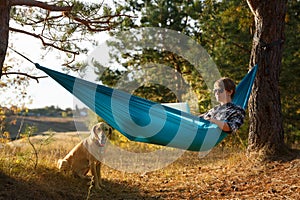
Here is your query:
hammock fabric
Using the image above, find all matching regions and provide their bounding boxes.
[36,64,257,151]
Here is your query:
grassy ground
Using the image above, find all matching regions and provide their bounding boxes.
[0,117,299,200]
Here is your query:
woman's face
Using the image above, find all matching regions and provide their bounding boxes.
[213,87,232,104]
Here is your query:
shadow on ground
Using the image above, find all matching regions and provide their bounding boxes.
[0,168,159,200]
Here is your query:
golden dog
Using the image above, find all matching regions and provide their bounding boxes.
[57,122,112,189]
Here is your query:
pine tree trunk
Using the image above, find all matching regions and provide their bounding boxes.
[0,0,10,79]
[247,0,288,159]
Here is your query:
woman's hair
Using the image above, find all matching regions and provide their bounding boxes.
[214,77,236,98]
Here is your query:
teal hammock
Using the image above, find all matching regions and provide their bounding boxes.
[36,64,257,152]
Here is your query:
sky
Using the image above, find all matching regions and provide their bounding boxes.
[7,36,73,109]
[2,1,113,110]
[4,28,109,110]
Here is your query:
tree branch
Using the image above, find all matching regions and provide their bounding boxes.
[9,27,80,56]
[9,0,73,12]
[3,72,48,83]
[66,13,137,32]
[211,28,251,54]
[22,14,63,26]
[7,0,135,69]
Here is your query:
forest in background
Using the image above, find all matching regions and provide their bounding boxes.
[0,0,299,148]
[0,0,299,154]
[102,0,299,147]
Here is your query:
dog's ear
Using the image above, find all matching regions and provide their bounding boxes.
[92,124,99,135]
[107,126,112,136]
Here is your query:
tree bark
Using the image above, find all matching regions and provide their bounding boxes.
[0,0,10,79]
[247,0,288,159]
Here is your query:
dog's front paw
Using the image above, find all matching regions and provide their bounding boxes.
[86,180,103,190]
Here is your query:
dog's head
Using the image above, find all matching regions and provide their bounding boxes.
[57,158,70,172]
[92,122,113,139]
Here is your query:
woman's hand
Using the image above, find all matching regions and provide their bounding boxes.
[207,118,231,132]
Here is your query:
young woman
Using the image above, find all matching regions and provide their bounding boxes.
[200,77,245,133]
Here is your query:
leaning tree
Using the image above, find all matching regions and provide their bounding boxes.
[247,0,288,159]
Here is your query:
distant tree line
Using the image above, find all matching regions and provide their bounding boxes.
[0,105,88,118]
[20,106,74,117]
